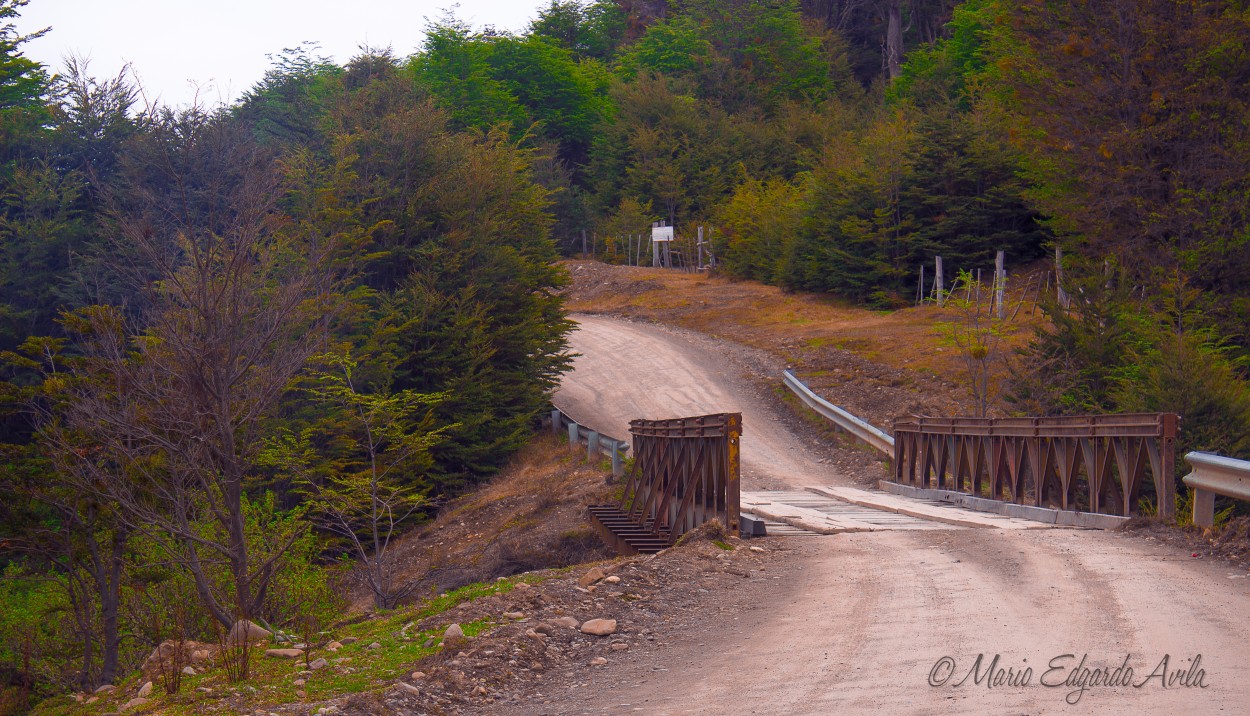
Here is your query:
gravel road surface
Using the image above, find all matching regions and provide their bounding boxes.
[538,315,1250,715]
[555,314,850,490]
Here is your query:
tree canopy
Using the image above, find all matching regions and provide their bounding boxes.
[5,0,1250,703]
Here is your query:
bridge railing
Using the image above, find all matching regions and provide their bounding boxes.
[1183,452,1250,527]
[550,407,628,478]
[892,414,1179,519]
[589,413,741,554]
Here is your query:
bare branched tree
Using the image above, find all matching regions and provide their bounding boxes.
[37,113,354,628]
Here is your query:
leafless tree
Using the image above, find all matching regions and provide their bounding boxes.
[41,113,352,629]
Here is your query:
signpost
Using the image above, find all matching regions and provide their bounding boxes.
[652,223,673,268]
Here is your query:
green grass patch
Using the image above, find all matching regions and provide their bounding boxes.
[712,540,735,551]
[29,577,545,716]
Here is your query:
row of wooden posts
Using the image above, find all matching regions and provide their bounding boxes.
[917,247,1072,320]
[579,227,715,271]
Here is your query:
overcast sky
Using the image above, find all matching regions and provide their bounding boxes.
[15,1,545,108]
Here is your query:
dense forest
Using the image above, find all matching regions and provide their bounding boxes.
[2,0,1250,707]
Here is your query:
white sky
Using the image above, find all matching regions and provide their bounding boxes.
[14,1,545,109]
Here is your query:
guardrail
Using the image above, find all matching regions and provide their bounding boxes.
[550,407,628,478]
[1183,451,1250,528]
[893,414,1179,519]
[781,370,895,458]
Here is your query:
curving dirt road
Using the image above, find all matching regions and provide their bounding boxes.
[555,314,848,490]
[543,315,1250,715]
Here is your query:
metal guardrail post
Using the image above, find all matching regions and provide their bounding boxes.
[611,442,623,477]
[551,404,631,476]
[1194,486,1216,529]
[1183,451,1250,528]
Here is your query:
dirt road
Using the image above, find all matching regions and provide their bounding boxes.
[542,315,1250,715]
[555,314,849,490]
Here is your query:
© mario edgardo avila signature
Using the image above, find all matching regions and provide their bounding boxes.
[928,653,1208,705]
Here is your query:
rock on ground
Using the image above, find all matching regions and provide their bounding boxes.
[229,619,272,645]
[443,623,466,647]
[579,618,617,636]
[578,567,606,587]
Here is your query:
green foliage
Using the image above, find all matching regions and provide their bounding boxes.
[530,0,627,61]
[262,350,449,609]
[0,563,74,695]
[259,518,345,633]
[411,18,611,163]
[991,0,1250,350]
[0,161,88,348]
[125,492,341,635]
[1011,267,1250,470]
[934,270,1012,416]
[783,107,919,301]
[1009,262,1147,415]
[484,34,612,162]
[0,0,49,113]
[715,175,806,284]
[680,0,836,108]
[410,19,531,136]
[1111,277,1250,462]
[316,66,574,487]
[6,0,1250,705]
[235,42,343,147]
[619,0,836,111]
[1116,330,1250,462]
[902,105,1046,270]
[381,270,572,490]
[889,0,999,109]
[0,4,568,705]
[596,195,657,242]
[618,15,712,79]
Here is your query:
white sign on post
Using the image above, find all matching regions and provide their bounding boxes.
[652,225,674,242]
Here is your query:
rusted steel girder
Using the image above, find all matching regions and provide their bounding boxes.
[892,414,1179,519]
[589,413,742,555]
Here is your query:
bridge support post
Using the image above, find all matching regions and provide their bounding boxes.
[568,422,579,450]
[588,431,600,461]
[551,409,562,435]
[726,414,741,534]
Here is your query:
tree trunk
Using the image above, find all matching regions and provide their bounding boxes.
[886,0,904,80]
[185,539,233,627]
[97,530,127,687]
[77,624,94,694]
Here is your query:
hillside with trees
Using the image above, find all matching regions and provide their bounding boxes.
[2,0,1250,710]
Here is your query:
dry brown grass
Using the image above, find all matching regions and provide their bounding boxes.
[562,260,1057,421]
[563,260,1047,377]
[345,434,617,613]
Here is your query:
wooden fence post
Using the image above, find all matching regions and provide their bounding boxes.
[995,250,1006,319]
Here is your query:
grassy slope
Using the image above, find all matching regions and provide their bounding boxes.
[28,436,616,716]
